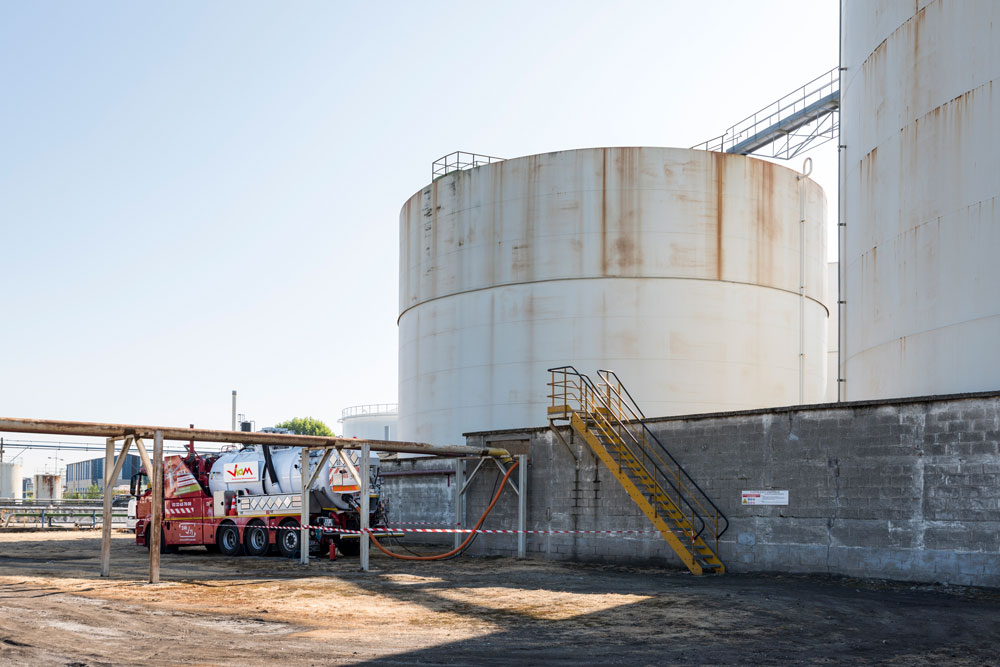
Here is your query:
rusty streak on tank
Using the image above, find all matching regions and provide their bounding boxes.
[398,147,829,446]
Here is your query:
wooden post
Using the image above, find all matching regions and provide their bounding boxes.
[99,435,133,577]
[133,437,154,483]
[149,430,163,584]
[360,443,370,572]
[300,447,310,566]
[454,458,464,550]
[100,437,114,577]
[517,454,528,559]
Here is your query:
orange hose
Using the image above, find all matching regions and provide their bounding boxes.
[368,460,520,561]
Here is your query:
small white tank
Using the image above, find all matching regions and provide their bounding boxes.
[339,404,398,441]
[34,474,63,501]
[207,446,379,511]
[0,462,22,499]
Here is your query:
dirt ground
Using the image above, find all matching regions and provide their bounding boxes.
[0,530,998,666]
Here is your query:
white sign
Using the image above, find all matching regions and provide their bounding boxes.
[223,460,260,484]
[742,490,788,506]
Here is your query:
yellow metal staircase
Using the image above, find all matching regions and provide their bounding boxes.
[548,367,727,575]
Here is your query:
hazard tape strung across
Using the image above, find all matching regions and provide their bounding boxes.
[373,527,659,536]
[383,521,461,526]
[149,519,658,536]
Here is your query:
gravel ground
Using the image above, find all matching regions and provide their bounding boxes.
[0,529,998,666]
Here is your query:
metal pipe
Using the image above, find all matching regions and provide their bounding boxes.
[380,469,455,477]
[360,442,370,572]
[797,157,813,405]
[837,0,846,402]
[231,391,236,431]
[0,418,510,459]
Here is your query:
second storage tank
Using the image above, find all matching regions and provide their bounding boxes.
[841,0,1000,399]
[399,147,829,446]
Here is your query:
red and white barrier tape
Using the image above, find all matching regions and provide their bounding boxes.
[376,527,659,535]
[151,519,658,536]
[384,521,461,526]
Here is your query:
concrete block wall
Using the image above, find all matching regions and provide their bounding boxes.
[457,392,1000,587]
[379,456,458,545]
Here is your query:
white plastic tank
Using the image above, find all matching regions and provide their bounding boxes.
[34,474,63,501]
[841,0,1000,399]
[207,446,378,510]
[0,462,22,499]
[339,404,398,441]
[399,147,829,446]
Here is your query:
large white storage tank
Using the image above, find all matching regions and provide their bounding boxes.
[0,462,23,499]
[841,0,1000,399]
[339,404,398,441]
[399,147,828,446]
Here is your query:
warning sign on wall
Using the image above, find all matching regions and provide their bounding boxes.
[741,490,789,505]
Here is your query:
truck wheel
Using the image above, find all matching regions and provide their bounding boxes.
[244,521,269,557]
[146,526,176,554]
[277,519,300,558]
[334,538,361,557]
[216,524,242,557]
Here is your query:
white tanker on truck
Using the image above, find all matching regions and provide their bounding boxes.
[131,441,387,558]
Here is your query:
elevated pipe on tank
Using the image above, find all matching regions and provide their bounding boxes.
[797,157,813,404]
[837,0,845,402]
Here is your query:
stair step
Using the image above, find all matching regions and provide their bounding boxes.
[568,407,726,577]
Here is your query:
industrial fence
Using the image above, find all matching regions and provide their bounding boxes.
[0,501,129,529]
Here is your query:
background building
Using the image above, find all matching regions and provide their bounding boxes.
[65,454,143,495]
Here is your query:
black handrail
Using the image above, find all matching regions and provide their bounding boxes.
[548,366,709,541]
[597,370,729,541]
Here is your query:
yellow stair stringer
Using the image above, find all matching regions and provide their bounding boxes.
[569,412,704,576]
[604,435,726,575]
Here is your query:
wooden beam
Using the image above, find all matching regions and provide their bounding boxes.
[105,436,133,489]
[306,448,333,489]
[149,431,163,584]
[99,434,133,578]
[360,443,370,572]
[133,437,154,482]
[100,437,114,577]
[299,447,309,566]
[336,447,363,488]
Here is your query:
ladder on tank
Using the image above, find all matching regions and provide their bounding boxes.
[547,367,728,575]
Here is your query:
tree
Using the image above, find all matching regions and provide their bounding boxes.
[275,417,334,437]
[84,483,102,499]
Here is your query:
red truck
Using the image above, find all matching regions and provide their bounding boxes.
[131,441,386,557]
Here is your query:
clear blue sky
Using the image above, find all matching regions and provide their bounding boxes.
[1,1,838,474]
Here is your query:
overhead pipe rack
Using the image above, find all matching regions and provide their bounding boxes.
[0,417,511,583]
